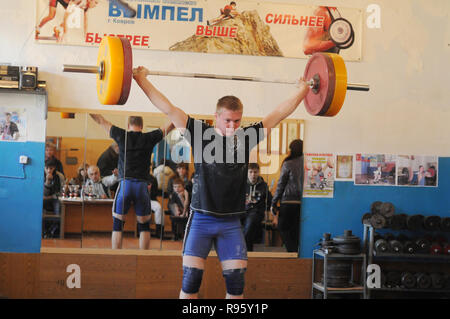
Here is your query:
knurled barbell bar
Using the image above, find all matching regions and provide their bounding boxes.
[62,36,370,116]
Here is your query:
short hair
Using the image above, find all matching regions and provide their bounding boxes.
[216,96,243,114]
[176,162,189,170]
[230,1,236,5]
[128,116,143,128]
[88,165,99,174]
[45,158,58,168]
[172,177,184,186]
[45,142,56,150]
[248,163,260,170]
[5,112,11,116]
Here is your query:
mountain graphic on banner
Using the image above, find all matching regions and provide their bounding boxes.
[169,10,283,56]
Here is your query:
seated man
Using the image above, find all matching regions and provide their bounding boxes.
[43,158,64,238]
[169,177,190,240]
[83,165,118,199]
[242,163,272,251]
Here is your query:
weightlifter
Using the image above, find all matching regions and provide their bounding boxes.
[89,114,174,250]
[132,66,309,299]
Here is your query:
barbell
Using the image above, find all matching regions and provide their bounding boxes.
[62,36,369,116]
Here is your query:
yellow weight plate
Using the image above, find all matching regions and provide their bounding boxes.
[324,53,347,117]
[96,36,124,105]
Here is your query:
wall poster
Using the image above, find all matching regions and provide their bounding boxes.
[35,0,363,61]
[304,153,335,198]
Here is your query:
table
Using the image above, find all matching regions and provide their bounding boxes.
[60,197,137,238]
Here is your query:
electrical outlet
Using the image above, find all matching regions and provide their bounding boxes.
[19,155,28,164]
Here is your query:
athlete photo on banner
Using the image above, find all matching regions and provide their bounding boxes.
[35,0,362,61]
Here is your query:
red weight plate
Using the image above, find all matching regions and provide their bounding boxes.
[303,53,336,116]
[117,37,133,105]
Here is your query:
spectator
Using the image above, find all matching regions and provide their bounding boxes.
[242,163,272,251]
[43,158,64,238]
[168,177,190,240]
[84,165,118,199]
[271,139,304,253]
[45,142,64,176]
[69,163,89,187]
[168,162,193,196]
[154,161,176,195]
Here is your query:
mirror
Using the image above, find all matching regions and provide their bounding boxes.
[42,109,304,254]
[42,112,88,248]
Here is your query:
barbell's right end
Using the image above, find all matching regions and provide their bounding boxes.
[347,83,370,92]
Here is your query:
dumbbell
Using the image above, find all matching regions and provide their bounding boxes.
[407,214,424,231]
[63,36,369,116]
[385,271,401,288]
[440,217,450,232]
[403,240,416,254]
[388,239,404,254]
[401,272,416,289]
[415,237,431,254]
[390,214,408,230]
[423,215,441,231]
[430,241,443,255]
[430,273,445,289]
[370,213,387,229]
[415,273,432,289]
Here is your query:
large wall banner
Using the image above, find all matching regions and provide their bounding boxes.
[35,0,363,61]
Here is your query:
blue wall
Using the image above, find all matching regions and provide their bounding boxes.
[0,141,45,253]
[299,157,450,258]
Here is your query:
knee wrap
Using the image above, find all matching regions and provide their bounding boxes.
[113,217,125,231]
[182,266,204,294]
[137,221,150,233]
[223,268,246,296]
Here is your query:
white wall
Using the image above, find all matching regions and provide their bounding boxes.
[1,0,449,155]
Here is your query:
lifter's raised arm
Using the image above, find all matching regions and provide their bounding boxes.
[133,66,188,130]
[262,78,310,130]
[90,113,113,134]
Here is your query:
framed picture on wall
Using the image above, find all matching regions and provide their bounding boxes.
[397,155,438,187]
[303,153,335,198]
[354,154,397,186]
[0,107,27,142]
[335,154,354,181]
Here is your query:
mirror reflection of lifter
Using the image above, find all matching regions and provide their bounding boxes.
[303,6,354,55]
[89,114,174,250]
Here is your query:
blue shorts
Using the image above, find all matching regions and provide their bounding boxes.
[113,179,150,217]
[182,212,247,261]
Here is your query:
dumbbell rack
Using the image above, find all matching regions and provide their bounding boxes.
[363,224,450,298]
[311,249,367,299]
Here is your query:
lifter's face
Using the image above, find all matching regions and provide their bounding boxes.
[215,108,242,136]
